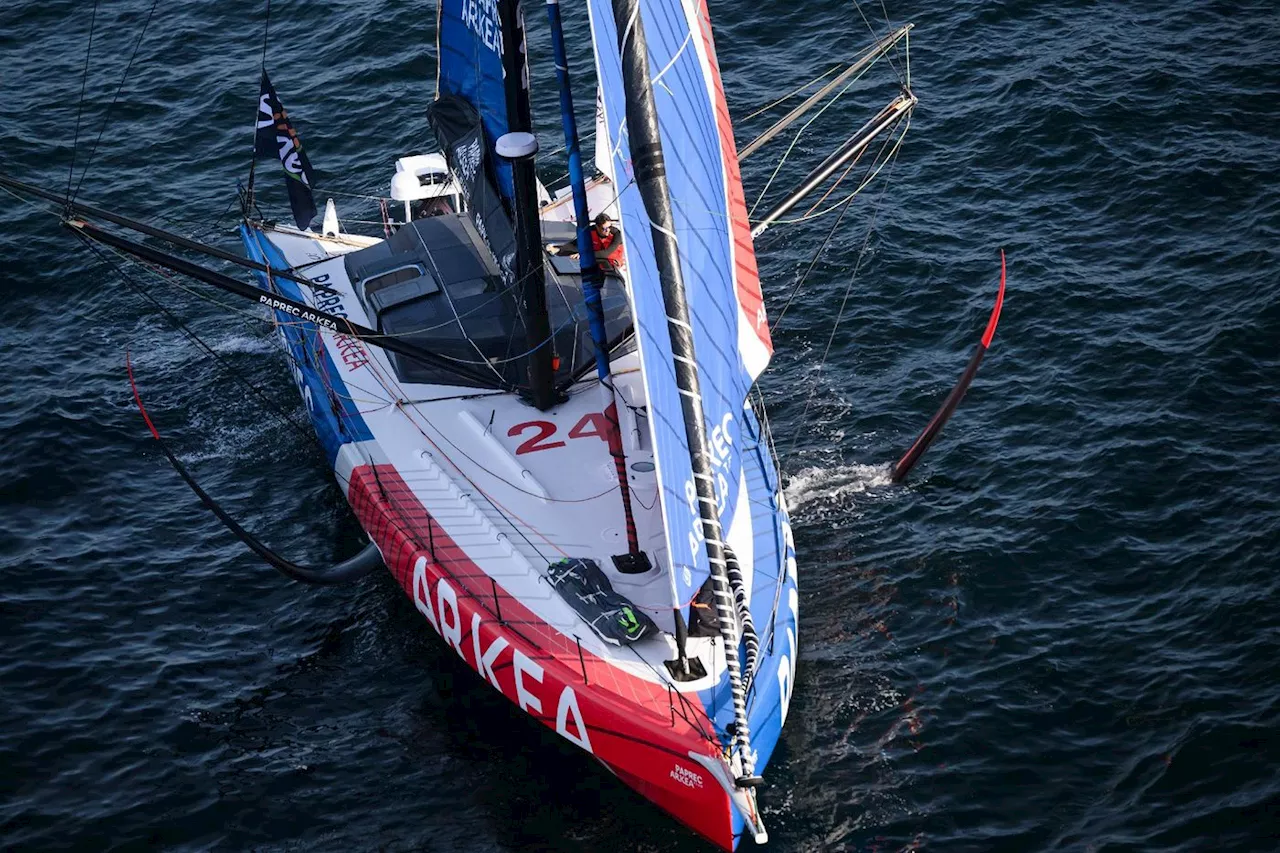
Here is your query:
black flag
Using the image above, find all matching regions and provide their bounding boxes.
[254,71,317,231]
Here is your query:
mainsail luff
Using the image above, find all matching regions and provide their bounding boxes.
[606,0,757,780]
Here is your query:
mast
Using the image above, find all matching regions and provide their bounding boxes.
[608,0,759,783]
[497,0,557,410]
[544,0,641,555]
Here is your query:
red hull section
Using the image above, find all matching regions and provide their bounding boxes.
[346,464,738,849]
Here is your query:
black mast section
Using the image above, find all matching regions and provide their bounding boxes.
[497,0,557,411]
[607,0,757,780]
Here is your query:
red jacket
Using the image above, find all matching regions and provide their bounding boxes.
[591,227,615,251]
[592,227,623,265]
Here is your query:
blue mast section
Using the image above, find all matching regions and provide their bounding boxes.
[545,0,608,368]
[545,0,640,555]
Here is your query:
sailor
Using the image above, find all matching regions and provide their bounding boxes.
[546,213,623,269]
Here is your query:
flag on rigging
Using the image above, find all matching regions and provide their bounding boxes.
[254,71,317,230]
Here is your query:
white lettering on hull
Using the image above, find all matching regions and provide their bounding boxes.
[437,578,464,658]
[778,523,799,725]
[410,552,595,756]
[555,686,592,752]
[472,613,509,692]
[413,556,439,632]
[513,650,544,715]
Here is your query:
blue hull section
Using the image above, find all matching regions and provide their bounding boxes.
[237,225,371,466]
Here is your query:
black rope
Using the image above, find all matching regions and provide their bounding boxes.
[66,0,99,203]
[71,0,161,204]
[77,233,320,447]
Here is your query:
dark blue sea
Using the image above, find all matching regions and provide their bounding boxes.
[2,0,1277,850]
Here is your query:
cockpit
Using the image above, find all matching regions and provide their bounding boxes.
[343,212,632,390]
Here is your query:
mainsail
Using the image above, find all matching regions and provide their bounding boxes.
[587,0,773,611]
[435,0,523,206]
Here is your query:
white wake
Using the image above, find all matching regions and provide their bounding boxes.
[783,463,893,511]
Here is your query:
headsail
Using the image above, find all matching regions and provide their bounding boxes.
[587,0,773,610]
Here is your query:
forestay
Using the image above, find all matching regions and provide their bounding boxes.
[586,0,773,609]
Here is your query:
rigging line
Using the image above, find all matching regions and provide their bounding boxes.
[246,0,272,201]
[399,390,509,404]
[769,185,857,337]
[768,109,905,241]
[633,486,658,511]
[81,231,271,323]
[93,236,383,413]
[77,233,320,445]
[358,379,563,566]
[313,369,397,409]
[800,127,882,215]
[239,233,504,383]
[71,0,161,204]
[348,317,620,509]
[541,125,597,159]
[309,185,394,202]
[273,256,543,343]
[0,185,60,217]
[312,217,394,227]
[397,395,620,505]
[746,61,879,217]
[876,0,894,31]
[651,29,695,89]
[67,0,99,202]
[849,0,901,81]
[440,314,579,366]
[784,130,904,465]
[739,63,842,125]
[410,224,506,383]
[259,0,272,71]
[759,114,909,228]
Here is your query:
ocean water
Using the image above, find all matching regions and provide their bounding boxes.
[2,1,1277,851]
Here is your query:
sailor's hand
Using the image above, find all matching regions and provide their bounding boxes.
[545,243,559,255]
[570,253,580,260]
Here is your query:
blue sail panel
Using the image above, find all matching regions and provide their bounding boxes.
[587,0,775,609]
[436,0,515,202]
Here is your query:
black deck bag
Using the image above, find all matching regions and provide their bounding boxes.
[547,558,659,645]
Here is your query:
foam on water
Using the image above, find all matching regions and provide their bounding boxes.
[784,463,893,510]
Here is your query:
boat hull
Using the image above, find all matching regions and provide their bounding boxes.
[239,223,797,850]
[346,460,744,847]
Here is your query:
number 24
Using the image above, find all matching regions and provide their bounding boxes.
[508,413,610,455]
